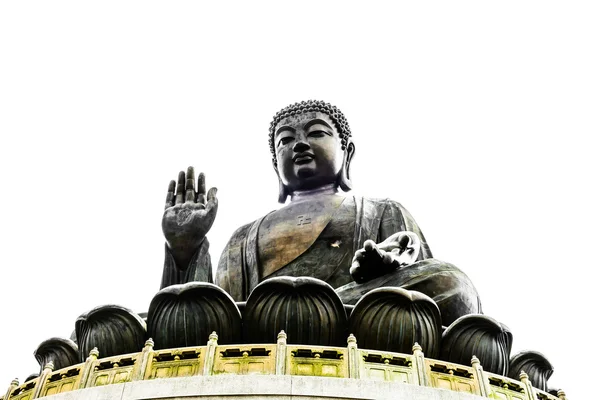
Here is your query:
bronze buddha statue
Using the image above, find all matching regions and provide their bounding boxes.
[20,102,558,392]
[161,100,480,326]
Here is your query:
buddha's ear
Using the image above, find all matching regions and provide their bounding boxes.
[339,140,355,192]
[273,160,289,204]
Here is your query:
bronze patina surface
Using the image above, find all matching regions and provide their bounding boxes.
[160,100,481,325]
[8,101,565,399]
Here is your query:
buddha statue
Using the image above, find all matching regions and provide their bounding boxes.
[18,101,559,394]
[161,100,481,326]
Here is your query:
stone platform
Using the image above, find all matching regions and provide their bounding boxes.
[35,375,487,400]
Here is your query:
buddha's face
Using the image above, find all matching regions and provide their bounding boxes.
[274,111,345,193]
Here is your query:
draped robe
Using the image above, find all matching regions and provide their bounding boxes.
[162,196,481,326]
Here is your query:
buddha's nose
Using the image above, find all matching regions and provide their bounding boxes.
[293,139,310,152]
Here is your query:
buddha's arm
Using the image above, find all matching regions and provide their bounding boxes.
[160,239,213,289]
[160,167,218,289]
[214,222,254,301]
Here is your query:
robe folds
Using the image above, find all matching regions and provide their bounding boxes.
[214,197,431,301]
[163,196,481,326]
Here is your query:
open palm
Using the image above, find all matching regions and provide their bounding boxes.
[162,167,218,269]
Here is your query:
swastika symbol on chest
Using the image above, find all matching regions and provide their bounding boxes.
[296,215,312,225]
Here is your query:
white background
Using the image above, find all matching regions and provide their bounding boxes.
[1,2,598,398]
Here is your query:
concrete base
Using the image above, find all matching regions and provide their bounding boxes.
[43,375,485,400]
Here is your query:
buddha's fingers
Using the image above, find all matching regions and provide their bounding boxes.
[165,180,176,210]
[363,240,387,260]
[378,232,420,253]
[381,252,394,265]
[353,248,366,262]
[185,166,196,203]
[363,240,377,252]
[349,260,363,282]
[197,172,206,204]
[175,171,185,204]
[206,187,218,212]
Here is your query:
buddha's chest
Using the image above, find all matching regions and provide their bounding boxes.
[257,196,355,279]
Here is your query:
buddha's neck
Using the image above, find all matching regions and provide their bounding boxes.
[290,183,339,202]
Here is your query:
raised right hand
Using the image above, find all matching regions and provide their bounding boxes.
[162,166,218,269]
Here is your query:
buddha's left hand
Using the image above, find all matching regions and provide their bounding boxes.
[349,231,421,283]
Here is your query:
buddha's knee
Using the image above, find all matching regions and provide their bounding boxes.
[336,258,481,326]
[395,259,481,326]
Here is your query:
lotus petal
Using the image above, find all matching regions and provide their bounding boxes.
[509,350,554,391]
[349,287,442,357]
[147,282,241,349]
[243,277,347,346]
[34,337,78,373]
[75,304,146,362]
[440,314,512,375]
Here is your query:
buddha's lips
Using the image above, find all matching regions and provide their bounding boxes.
[293,153,315,164]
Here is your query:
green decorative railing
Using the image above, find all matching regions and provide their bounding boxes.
[1,332,567,400]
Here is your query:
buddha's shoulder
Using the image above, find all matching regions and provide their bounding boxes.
[224,219,259,245]
[356,195,408,211]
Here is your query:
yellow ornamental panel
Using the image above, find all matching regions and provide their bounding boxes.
[390,371,410,383]
[153,367,172,379]
[213,346,276,375]
[40,366,81,397]
[222,362,241,374]
[359,350,416,384]
[10,378,37,400]
[175,365,193,377]
[145,347,204,380]
[288,347,348,378]
[488,373,528,400]
[366,368,386,380]
[60,382,74,393]
[435,377,452,389]
[296,363,314,376]
[113,372,129,384]
[426,360,478,395]
[94,375,108,386]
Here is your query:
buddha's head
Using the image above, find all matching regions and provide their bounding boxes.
[269,100,355,203]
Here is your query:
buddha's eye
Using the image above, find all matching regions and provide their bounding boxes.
[278,136,294,147]
[308,130,327,138]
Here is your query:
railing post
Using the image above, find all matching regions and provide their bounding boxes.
[519,371,536,400]
[557,389,567,400]
[78,347,99,389]
[133,338,154,381]
[3,378,19,400]
[471,356,491,397]
[275,330,287,375]
[347,334,360,379]
[32,362,54,399]
[203,332,218,376]
[412,343,430,387]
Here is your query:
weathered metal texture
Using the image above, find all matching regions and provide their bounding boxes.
[243,277,347,346]
[34,337,79,373]
[508,351,554,391]
[147,282,241,349]
[348,287,442,358]
[337,259,481,327]
[75,305,146,362]
[440,314,512,376]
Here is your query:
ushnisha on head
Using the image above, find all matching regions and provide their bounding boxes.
[269,100,355,203]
